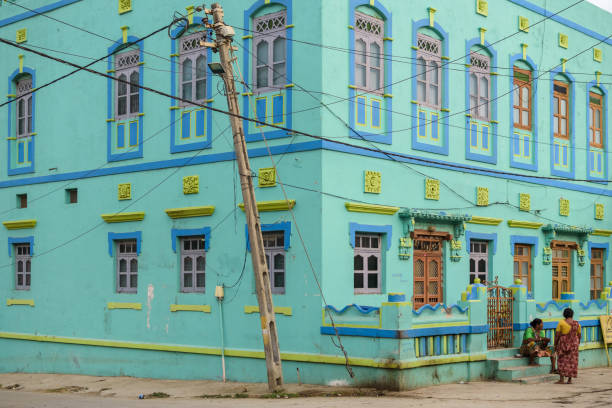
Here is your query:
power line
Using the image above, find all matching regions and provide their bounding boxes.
[2,37,609,185]
[0,22,173,109]
[231,21,612,78]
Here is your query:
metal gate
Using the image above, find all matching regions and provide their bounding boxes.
[487,285,514,349]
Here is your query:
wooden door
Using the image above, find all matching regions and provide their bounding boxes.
[513,244,532,291]
[413,234,444,310]
[552,241,574,299]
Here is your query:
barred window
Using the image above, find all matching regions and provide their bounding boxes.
[116,239,138,293]
[16,76,33,138]
[180,236,206,293]
[263,231,285,294]
[469,52,490,121]
[115,50,140,120]
[180,31,207,106]
[15,244,31,290]
[354,233,381,294]
[354,12,384,93]
[416,34,441,109]
[253,10,287,92]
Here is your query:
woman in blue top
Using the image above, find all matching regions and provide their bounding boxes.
[520,318,556,373]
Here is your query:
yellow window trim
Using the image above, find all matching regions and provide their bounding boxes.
[107,302,141,310]
[6,299,34,307]
[170,304,211,313]
[164,206,215,219]
[100,212,145,223]
[507,220,543,229]
[238,200,295,212]
[467,216,502,226]
[244,305,292,316]
[344,202,399,215]
[3,220,36,230]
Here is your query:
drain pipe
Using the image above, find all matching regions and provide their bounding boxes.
[215,285,226,382]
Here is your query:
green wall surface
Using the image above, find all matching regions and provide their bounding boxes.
[0,0,610,388]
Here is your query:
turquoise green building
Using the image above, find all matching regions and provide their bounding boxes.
[0,0,611,389]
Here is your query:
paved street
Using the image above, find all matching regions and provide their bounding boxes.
[1,368,612,407]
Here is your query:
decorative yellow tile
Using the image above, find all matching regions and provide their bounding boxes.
[519,193,530,212]
[16,28,26,43]
[559,198,569,217]
[595,203,604,220]
[594,48,602,62]
[425,179,439,201]
[183,175,199,194]
[118,183,131,200]
[519,16,529,32]
[364,170,381,194]
[476,0,488,16]
[476,187,489,206]
[118,0,132,14]
[559,33,568,49]
[258,168,276,188]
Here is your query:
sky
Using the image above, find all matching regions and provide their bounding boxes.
[586,0,612,13]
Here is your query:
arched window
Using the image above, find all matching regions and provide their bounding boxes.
[416,33,441,108]
[513,67,532,130]
[15,75,33,139]
[354,11,384,93]
[253,10,287,92]
[469,52,490,121]
[589,89,603,148]
[179,31,207,105]
[114,50,140,120]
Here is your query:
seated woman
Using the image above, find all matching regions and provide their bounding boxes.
[520,318,556,373]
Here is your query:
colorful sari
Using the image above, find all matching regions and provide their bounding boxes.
[556,320,581,378]
[520,327,552,357]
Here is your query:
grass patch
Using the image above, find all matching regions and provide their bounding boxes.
[47,386,87,393]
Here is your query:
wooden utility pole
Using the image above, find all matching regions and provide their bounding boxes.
[205,2,283,392]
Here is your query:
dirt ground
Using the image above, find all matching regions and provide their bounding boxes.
[1,368,611,407]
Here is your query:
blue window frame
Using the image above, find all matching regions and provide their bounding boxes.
[106,37,144,162]
[170,25,213,154]
[509,54,538,172]
[242,0,293,142]
[586,82,608,182]
[7,67,36,175]
[411,19,449,155]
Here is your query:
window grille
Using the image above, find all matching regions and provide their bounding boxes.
[469,52,490,121]
[15,76,33,139]
[513,244,532,291]
[179,31,207,106]
[553,80,569,139]
[590,248,604,300]
[115,50,140,120]
[413,233,443,309]
[180,236,206,293]
[15,244,31,290]
[416,33,441,109]
[263,231,285,294]
[513,67,532,130]
[589,91,603,148]
[116,239,138,293]
[469,240,488,284]
[253,10,287,92]
[354,12,384,93]
[354,233,381,294]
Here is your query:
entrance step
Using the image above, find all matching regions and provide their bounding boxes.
[512,373,559,384]
[487,348,520,359]
[487,349,556,383]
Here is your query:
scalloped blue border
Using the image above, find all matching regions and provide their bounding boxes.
[412,302,468,315]
[325,304,379,314]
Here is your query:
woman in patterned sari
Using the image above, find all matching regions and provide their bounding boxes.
[555,308,581,384]
[520,318,555,372]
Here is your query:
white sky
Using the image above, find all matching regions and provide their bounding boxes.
[586,0,612,13]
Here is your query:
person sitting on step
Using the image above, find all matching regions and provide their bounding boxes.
[520,318,556,373]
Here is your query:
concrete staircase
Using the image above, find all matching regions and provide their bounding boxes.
[487,348,559,383]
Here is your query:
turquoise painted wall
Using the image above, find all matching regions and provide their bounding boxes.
[0,0,610,388]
